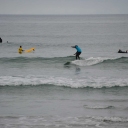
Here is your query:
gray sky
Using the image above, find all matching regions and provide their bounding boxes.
[0,0,128,15]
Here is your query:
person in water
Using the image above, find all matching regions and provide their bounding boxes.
[18,46,24,54]
[0,37,2,43]
[118,49,128,53]
[71,45,82,60]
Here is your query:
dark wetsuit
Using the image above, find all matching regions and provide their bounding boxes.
[0,38,2,43]
[118,50,127,53]
[75,46,82,60]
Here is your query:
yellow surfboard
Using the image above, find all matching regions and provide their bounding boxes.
[25,47,35,53]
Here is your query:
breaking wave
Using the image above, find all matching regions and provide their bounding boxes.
[0,75,128,88]
[0,115,128,128]
[0,56,128,66]
[84,105,115,109]
[70,57,128,66]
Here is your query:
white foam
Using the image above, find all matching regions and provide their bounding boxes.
[0,75,128,88]
[92,116,128,122]
[71,57,116,66]
[0,115,128,128]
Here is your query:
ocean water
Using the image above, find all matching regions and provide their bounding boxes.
[0,14,128,128]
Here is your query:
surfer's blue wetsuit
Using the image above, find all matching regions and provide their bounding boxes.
[71,45,82,60]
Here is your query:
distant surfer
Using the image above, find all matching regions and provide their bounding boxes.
[18,46,24,54]
[118,49,128,53]
[71,45,82,60]
[0,37,2,43]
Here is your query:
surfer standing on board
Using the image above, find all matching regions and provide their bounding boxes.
[71,45,82,60]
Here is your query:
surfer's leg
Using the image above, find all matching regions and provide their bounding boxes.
[78,52,81,60]
[76,52,81,60]
[76,55,78,60]
[76,52,79,60]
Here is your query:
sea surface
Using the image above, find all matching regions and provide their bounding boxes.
[0,14,128,128]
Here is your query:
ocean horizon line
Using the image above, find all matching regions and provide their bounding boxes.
[0,13,128,16]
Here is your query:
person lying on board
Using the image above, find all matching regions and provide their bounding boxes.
[118,49,128,53]
[71,45,82,60]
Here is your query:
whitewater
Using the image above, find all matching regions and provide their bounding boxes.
[0,14,128,128]
[0,56,128,89]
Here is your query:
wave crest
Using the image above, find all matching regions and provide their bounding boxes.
[0,56,128,66]
[71,57,128,66]
[0,75,128,88]
[84,105,115,109]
